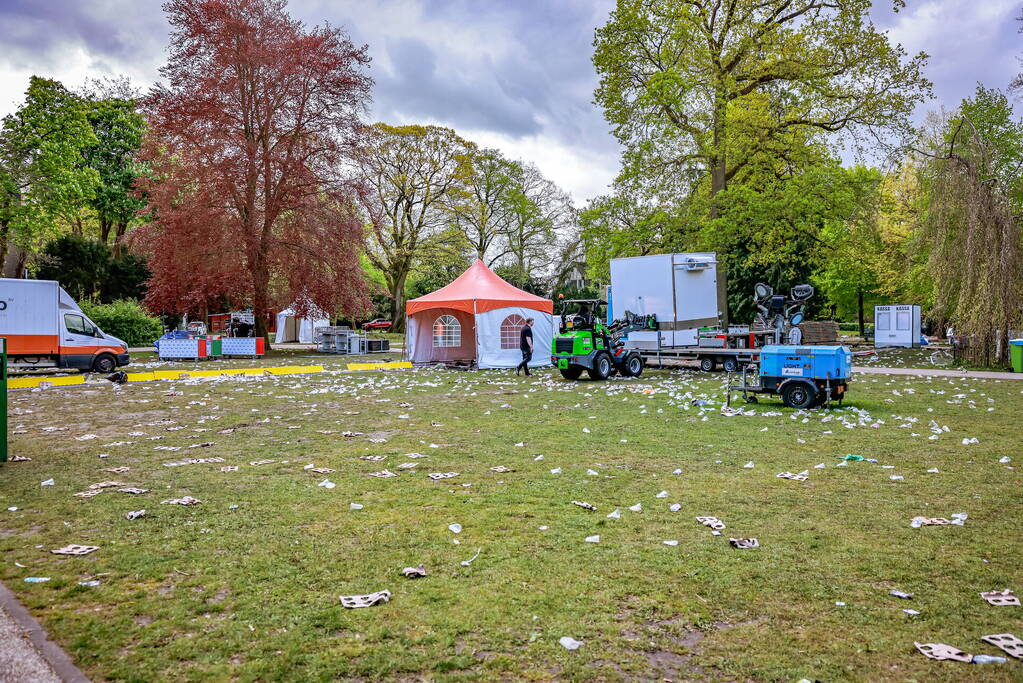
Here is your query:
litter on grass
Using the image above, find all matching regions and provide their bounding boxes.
[125,509,146,520]
[161,496,200,505]
[729,538,759,549]
[572,501,597,511]
[369,470,399,478]
[890,590,913,599]
[349,503,364,510]
[559,636,583,650]
[52,544,99,556]
[696,516,725,530]
[915,642,972,662]
[428,472,459,480]
[340,590,391,609]
[607,509,621,519]
[584,535,600,543]
[460,549,481,566]
[981,634,1023,659]
[402,564,427,578]
[448,523,462,534]
[980,590,1019,606]
[490,466,513,473]
[777,472,808,481]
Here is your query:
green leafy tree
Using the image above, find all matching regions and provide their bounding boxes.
[34,234,110,300]
[593,0,931,208]
[445,148,518,264]
[0,77,99,267]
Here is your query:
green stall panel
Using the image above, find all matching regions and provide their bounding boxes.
[1010,339,1023,373]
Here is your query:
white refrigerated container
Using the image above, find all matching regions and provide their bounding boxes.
[609,253,727,349]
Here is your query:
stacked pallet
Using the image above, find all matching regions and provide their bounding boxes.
[797,320,839,344]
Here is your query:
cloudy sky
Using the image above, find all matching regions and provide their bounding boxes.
[0,0,1019,204]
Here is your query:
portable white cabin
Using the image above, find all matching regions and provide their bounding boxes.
[874,305,921,348]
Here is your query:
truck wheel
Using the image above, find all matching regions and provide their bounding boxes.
[588,353,612,380]
[721,357,738,373]
[621,354,644,377]
[92,353,117,374]
[559,367,583,380]
[699,357,716,372]
[782,382,817,409]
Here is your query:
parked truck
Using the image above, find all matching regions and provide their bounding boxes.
[0,279,129,373]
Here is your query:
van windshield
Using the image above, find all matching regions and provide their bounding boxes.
[65,313,98,336]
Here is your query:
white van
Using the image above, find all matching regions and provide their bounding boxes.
[0,278,130,372]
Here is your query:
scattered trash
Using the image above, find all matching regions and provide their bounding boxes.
[118,488,149,495]
[349,503,364,510]
[448,523,462,534]
[220,466,239,472]
[586,469,599,476]
[606,509,621,519]
[663,540,678,546]
[340,590,391,609]
[777,472,808,481]
[981,633,1023,659]
[460,549,481,566]
[310,467,335,474]
[559,636,583,650]
[743,461,754,468]
[402,564,428,578]
[655,490,668,498]
[910,513,967,528]
[999,456,1011,463]
[837,454,864,461]
[629,503,642,512]
[6,507,17,512]
[428,472,459,480]
[672,468,682,474]
[317,480,336,489]
[52,544,99,556]
[980,590,1019,607]
[40,478,55,486]
[890,475,904,481]
[369,470,399,478]
[669,503,681,512]
[550,467,562,474]
[729,538,759,549]
[814,463,825,469]
[915,642,972,662]
[161,496,200,505]
[903,609,920,615]
[360,455,386,462]
[102,466,130,474]
[24,577,50,583]
[972,654,1007,664]
[249,459,276,466]
[125,510,146,520]
[926,468,939,473]
[584,535,600,543]
[890,590,913,599]
[572,501,597,511]
[490,466,513,473]
[696,516,725,530]
[78,580,101,587]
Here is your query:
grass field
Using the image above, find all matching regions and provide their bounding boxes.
[2,358,1021,681]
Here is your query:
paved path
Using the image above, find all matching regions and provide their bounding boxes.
[853,366,1023,380]
[0,582,87,682]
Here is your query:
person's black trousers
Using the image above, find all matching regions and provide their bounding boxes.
[516,349,532,375]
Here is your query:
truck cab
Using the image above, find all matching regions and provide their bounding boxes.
[0,279,130,373]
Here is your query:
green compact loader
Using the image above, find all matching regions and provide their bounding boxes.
[550,299,656,380]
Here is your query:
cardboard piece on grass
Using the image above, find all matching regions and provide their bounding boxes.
[428,472,459,480]
[402,564,427,578]
[360,455,386,461]
[980,590,1020,607]
[981,634,1023,659]
[89,481,128,490]
[102,466,130,473]
[52,544,99,556]
[777,472,808,482]
[490,466,514,473]
[914,642,972,662]
[74,490,103,498]
[369,470,399,478]
[161,496,201,505]
[125,509,146,520]
[572,501,597,511]
[340,590,391,609]
[696,516,725,530]
[10,455,31,462]
[118,487,149,495]
[220,466,239,472]
[729,538,759,549]
[309,467,335,474]
[249,459,276,466]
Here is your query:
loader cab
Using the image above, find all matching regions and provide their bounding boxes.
[559,299,605,333]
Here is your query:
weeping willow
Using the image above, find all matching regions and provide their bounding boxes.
[920,119,1023,363]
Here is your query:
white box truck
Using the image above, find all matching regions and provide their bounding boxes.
[0,279,130,372]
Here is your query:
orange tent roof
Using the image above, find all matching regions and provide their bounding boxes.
[406,260,553,315]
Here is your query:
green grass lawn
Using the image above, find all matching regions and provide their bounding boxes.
[2,361,1021,681]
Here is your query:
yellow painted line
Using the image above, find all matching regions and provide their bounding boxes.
[126,372,157,382]
[346,361,412,371]
[8,375,86,389]
[261,365,324,375]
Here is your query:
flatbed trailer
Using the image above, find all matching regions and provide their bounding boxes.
[638,345,761,372]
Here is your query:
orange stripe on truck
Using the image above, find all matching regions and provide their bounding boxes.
[2,334,59,354]
[58,345,124,356]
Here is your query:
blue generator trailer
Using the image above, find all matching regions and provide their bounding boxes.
[727,344,852,409]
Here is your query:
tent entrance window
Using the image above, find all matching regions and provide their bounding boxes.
[500,314,526,349]
[433,314,460,348]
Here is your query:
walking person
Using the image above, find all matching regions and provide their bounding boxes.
[516,317,534,376]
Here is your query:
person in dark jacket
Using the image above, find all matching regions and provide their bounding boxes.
[516,317,534,376]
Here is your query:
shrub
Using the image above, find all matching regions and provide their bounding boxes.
[78,299,163,348]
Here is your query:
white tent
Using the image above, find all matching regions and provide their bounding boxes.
[274,306,329,344]
[405,260,554,368]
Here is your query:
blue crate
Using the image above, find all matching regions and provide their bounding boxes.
[759,345,850,381]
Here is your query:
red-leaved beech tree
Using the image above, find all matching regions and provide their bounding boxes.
[132,0,372,343]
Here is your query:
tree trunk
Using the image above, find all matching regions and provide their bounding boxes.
[391,271,408,333]
[100,216,111,243]
[0,221,9,274]
[252,261,273,351]
[857,289,865,337]
[113,221,128,258]
[709,96,727,218]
